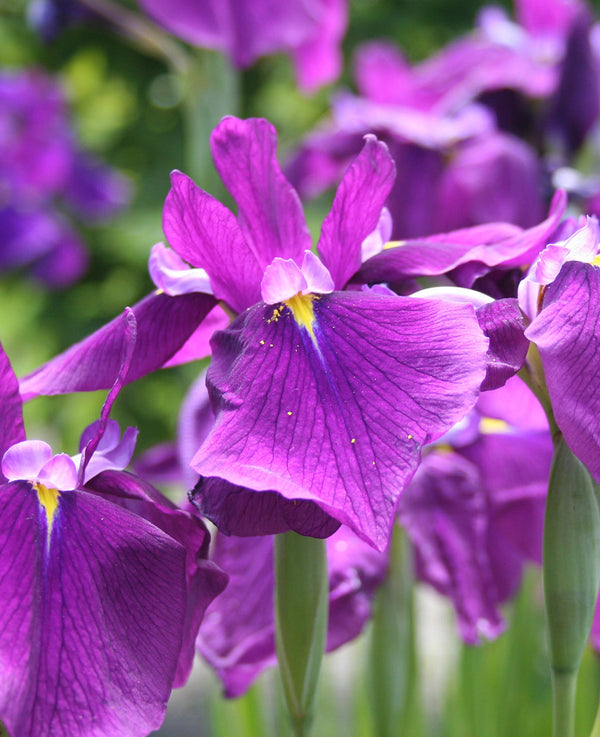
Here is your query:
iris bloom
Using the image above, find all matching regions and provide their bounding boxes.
[21,116,491,551]
[0,69,130,286]
[0,334,227,737]
[136,0,347,93]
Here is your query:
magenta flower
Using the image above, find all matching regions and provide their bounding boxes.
[0,337,227,737]
[21,117,490,551]
[400,378,552,643]
[136,0,347,93]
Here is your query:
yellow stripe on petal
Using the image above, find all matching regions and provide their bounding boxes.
[34,483,60,544]
[285,293,318,343]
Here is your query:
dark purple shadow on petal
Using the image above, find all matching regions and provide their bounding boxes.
[317,134,395,289]
[476,298,528,391]
[0,482,187,737]
[19,290,216,400]
[194,291,487,550]
[0,343,26,474]
[191,477,340,538]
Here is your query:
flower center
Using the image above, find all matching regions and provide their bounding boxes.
[285,292,317,342]
[34,482,60,542]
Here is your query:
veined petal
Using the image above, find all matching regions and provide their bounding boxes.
[526,261,600,482]
[194,291,487,550]
[318,135,395,289]
[210,117,312,267]
[0,483,188,737]
[19,291,216,400]
[163,171,262,312]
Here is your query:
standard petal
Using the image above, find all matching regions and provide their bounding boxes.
[526,261,600,483]
[163,171,262,312]
[476,298,529,390]
[19,290,215,400]
[211,118,312,266]
[0,482,188,737]
[317,135,395,289]
[193,291,487,550]
[0,342,26,473]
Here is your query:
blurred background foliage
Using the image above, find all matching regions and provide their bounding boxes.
[3,1,600,734]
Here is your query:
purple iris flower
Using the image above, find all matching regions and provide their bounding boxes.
[0,335,227,737]
[400,377,552,643]
[0,69,131,287]
[20,116,490,552]
[136,0,347,93]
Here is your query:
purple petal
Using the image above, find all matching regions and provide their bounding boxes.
[301,250,335,294]
[0,482,189,737]
[317,135,395,289]
[475,374,549,430]
[0,343,26,472]
[526,261,600,482]
[163,170,262,313]
[356,189,567,285]
[211,118,312,266]
[85,471,228,686]
[400,451,506,643]
[162,305,231,368]
[476,298,529,390]
[2,440,52,482]
[290,0,347,92]
[20,290,216,400]
[193,291,487,550]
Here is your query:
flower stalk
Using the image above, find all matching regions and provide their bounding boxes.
[274,531,328,737]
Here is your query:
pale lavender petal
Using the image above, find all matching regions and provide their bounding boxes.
[261,258,307,304]
[149,242,214,296]
[2,440,52,482]
[353,42,416,105]
[38,453,78,490]
[301,250,335,294]
[20,291,216,400]
[163,170,262,313]
[317,135,395,289]
[0,482,188,737]
[211,117,312,266]
[0,342,26,471]
[361,207,393,262]
[194,291,487,550]
[526,261,600,483]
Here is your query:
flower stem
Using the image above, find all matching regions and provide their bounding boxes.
[552,671,578,737]
[274,532,328,737]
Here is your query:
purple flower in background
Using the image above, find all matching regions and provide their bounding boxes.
[198,526,388,697]
[0,334,227,737]
[136,0,348,93]
[0,69,131,287]
[400,377,552,643]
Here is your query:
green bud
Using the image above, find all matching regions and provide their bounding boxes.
[544,437,600,675]
[274,532,328,737]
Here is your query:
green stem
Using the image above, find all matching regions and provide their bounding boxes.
[590,687,600,737]
[274,532,328,737]
[368,523,415,737]
[552,671,578,737]
[76,0,190,73]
